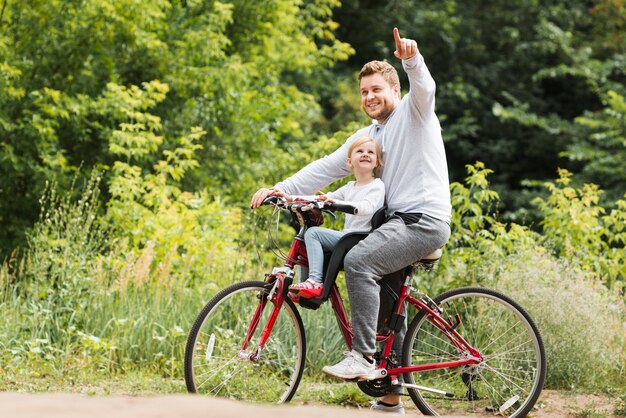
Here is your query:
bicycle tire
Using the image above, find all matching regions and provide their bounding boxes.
[402,287,546,417]
[184,280,306,403]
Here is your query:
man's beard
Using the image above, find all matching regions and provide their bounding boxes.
[365,105,393,123]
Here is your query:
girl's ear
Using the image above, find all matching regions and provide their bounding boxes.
[346,157,353,169]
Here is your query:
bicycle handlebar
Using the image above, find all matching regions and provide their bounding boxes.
[261,196,358,215]
[325,202,358,215]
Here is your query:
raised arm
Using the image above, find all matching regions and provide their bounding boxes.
[394,27,436,114]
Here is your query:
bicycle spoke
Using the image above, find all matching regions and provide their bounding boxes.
[403,288,545,418]
[184,281,306,403]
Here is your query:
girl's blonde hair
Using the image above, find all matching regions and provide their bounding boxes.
[347,136,383,170]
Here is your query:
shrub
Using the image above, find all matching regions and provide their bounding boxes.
[534,169,626,289]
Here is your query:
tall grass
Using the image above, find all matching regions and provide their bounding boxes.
[489,248,626,389]
[0,172,245,380]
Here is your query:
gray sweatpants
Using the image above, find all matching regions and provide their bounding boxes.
[344,213,450,360]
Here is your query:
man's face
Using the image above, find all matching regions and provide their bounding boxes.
[359,73,400,124]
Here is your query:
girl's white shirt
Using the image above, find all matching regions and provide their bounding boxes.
[327,178,385,233]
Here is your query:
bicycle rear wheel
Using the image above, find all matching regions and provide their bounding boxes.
[402,287,545,417]
[184,280,306,403]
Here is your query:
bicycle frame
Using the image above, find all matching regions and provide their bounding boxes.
[324,277,483,378]
[244,222,307,360]
[185,199,545,416]
[259,216,483,378]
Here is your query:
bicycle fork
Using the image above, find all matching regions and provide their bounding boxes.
[238,270,293,362]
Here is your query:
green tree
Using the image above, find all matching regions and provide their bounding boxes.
[493,4,626,204]
[0,0,352,254]
[332,0,625,220]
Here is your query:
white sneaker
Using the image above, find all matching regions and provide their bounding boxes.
[370,400,406,414]
[322,350,377,380]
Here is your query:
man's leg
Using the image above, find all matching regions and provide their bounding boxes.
[322,215,449,383]
[345,215,450,356]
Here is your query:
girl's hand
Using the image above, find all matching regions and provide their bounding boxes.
[270,188,294,202]
[316,193,335,203]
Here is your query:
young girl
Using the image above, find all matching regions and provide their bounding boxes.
[274,136,385,298]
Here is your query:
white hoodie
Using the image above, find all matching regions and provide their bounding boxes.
[277,54,451,223]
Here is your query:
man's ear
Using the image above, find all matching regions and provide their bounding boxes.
[393,84,400,98]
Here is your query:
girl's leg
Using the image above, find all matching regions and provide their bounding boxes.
[303,227,344,282]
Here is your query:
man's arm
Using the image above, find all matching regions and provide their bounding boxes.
[276,141,352,195]
[394,27,436,114]
[250,137,354,208]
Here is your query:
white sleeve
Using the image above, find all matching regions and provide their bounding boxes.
[326,183,350,201]
[275,139,353,195]
[331,180,385,216]
[402,53,436,116]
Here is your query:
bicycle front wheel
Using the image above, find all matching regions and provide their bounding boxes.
[403,287,546,417]
[184,280,306,403]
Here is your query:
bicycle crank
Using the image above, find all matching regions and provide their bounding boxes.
[401,382,454,398]
[357,377,394,397]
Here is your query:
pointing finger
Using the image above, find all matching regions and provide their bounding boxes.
[393,27,401,49]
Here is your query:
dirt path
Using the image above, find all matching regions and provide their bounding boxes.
[0,390,619,418]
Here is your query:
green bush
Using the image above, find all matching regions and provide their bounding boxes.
[429,163,626,389]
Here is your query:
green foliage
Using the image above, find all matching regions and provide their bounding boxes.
[570,89,626,200]
[437,163,626,389]
[99,79,245,285]
[490,1,626,206]
[0,0,352,252]
[431,162,539,292]
[0,165,244,378]
[22,172,107,340]
[533,169,625,288]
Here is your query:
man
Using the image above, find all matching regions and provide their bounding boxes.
[251,28,451,413]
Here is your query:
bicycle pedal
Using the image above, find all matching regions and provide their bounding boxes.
[298,297,323,310]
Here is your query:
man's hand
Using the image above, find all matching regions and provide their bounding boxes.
[250,187,282,208]
[393,27,418,60]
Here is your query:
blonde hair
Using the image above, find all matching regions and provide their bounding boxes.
[347,136,383,171]
[358,60,400,89]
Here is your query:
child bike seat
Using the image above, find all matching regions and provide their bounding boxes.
[298,206,387,310]
[297,232,366,310]
[320,204,388,300]
[320,232,368,300]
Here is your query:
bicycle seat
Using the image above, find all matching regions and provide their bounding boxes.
[419,248,442,263]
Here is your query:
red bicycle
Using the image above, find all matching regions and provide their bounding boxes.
[184,197,546,417]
